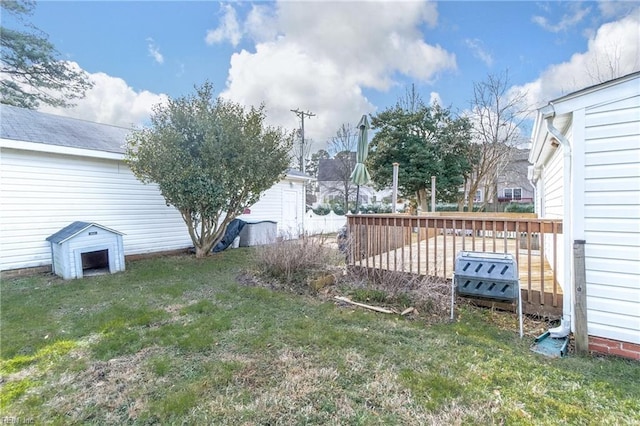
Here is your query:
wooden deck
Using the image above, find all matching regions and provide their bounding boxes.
[348,214,564,317]
[357,234,560,295]
[354,234,563,316]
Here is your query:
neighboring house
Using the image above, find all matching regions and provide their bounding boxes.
[316,153,390,208]
[0,105,309,273]
[468,148,534,206]
[529,71,640,360]
[496,148,534,204]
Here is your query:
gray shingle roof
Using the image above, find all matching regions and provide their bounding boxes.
[317,152,356,181]
[2,105,313,183]
[46,221,124,244]
[1,104,131,154]
[285,168,313,179]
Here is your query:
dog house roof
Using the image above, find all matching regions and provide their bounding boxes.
[46,221,124,245]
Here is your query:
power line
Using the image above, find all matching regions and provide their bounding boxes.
[291,108,315,173]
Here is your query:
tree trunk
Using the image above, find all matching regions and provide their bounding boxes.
[417,188,428,212]
[458,178,467,211]
[194,245,210,258]
[467,179,480,212]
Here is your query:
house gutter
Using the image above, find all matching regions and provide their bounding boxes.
[526,165,537,208]
[543,102,572,338]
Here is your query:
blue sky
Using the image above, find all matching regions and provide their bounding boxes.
[20,1,640,149]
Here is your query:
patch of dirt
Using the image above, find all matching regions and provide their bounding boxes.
[236,272,283,291]
[46,346,167,423]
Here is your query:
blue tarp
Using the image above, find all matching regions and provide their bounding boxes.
[212,219,246,252]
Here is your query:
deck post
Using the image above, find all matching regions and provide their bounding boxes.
[573,240,588,355]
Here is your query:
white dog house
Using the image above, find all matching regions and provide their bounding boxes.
[46,221,125,279]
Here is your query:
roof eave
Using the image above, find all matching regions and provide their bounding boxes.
[0,138,124,160]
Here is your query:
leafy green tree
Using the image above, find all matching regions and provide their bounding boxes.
[367,95,472,211]
[125,83,293,257]
[1,0,93,109]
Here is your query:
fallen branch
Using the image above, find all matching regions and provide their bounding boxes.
[334,296,395,314]
[401,307,417,316]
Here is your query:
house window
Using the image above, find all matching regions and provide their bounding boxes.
[503,188,522,200]
[473,190,482,202]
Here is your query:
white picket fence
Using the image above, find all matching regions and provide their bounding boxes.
[305,210,347,235]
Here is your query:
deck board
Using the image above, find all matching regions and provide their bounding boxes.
[356,234,561,296]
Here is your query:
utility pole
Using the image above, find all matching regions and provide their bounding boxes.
[291,108,315,173]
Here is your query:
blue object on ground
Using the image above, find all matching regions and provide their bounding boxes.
[530,331,569,358]
[212,219,246,252]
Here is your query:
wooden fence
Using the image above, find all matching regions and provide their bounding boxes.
[347,214,564,317]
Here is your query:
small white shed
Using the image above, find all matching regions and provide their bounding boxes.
[46,221,125,279]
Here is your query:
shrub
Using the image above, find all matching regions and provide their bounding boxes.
[312,205,331,215]
[358,204,393,214]
[254,235,344,290]
[343,268,452,320]
[435,204,483,212]
[331,203,346,215]
[504,203,534,213]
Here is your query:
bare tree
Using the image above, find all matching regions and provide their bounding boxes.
[290,128,314,171]
[584,40,639,84]
[465,70,529,211]
[305,149,329,206]
[398,83,424,113]
[323,123,358,209]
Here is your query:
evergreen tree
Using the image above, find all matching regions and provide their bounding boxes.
[1,0,93,108]
[367,93,472,211]
[126,83,293,257]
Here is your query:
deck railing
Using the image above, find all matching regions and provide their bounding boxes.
[347,213,564,317]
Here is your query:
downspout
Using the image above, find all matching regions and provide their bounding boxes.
[526,165,537,209]
[544,103,572,338]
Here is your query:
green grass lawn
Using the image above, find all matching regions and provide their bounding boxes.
[1,249,639,425]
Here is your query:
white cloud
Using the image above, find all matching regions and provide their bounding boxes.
[532,3,591,33]
[514,9,640,110]
[429,92,442,107]
[205,3,242,47]
[214,1,455,144]
[244,4,278,42]
[464,38,493,67]
[146,38,164,64]
[598,1,638,19]
[38,66,168,128]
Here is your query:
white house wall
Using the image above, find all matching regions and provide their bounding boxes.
[541,141,565,219]
[1,148,308,271]
[236,180,305,237]
[1,148,194,271]
[582,93,640,344]
[539,145,565,292]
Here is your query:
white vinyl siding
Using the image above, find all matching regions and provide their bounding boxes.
[531,73,640,349]
[236,180,306,237]
[541,148,564,219]
[1,148,308,271]
[583,93,640,344]
[0,148,192,271]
